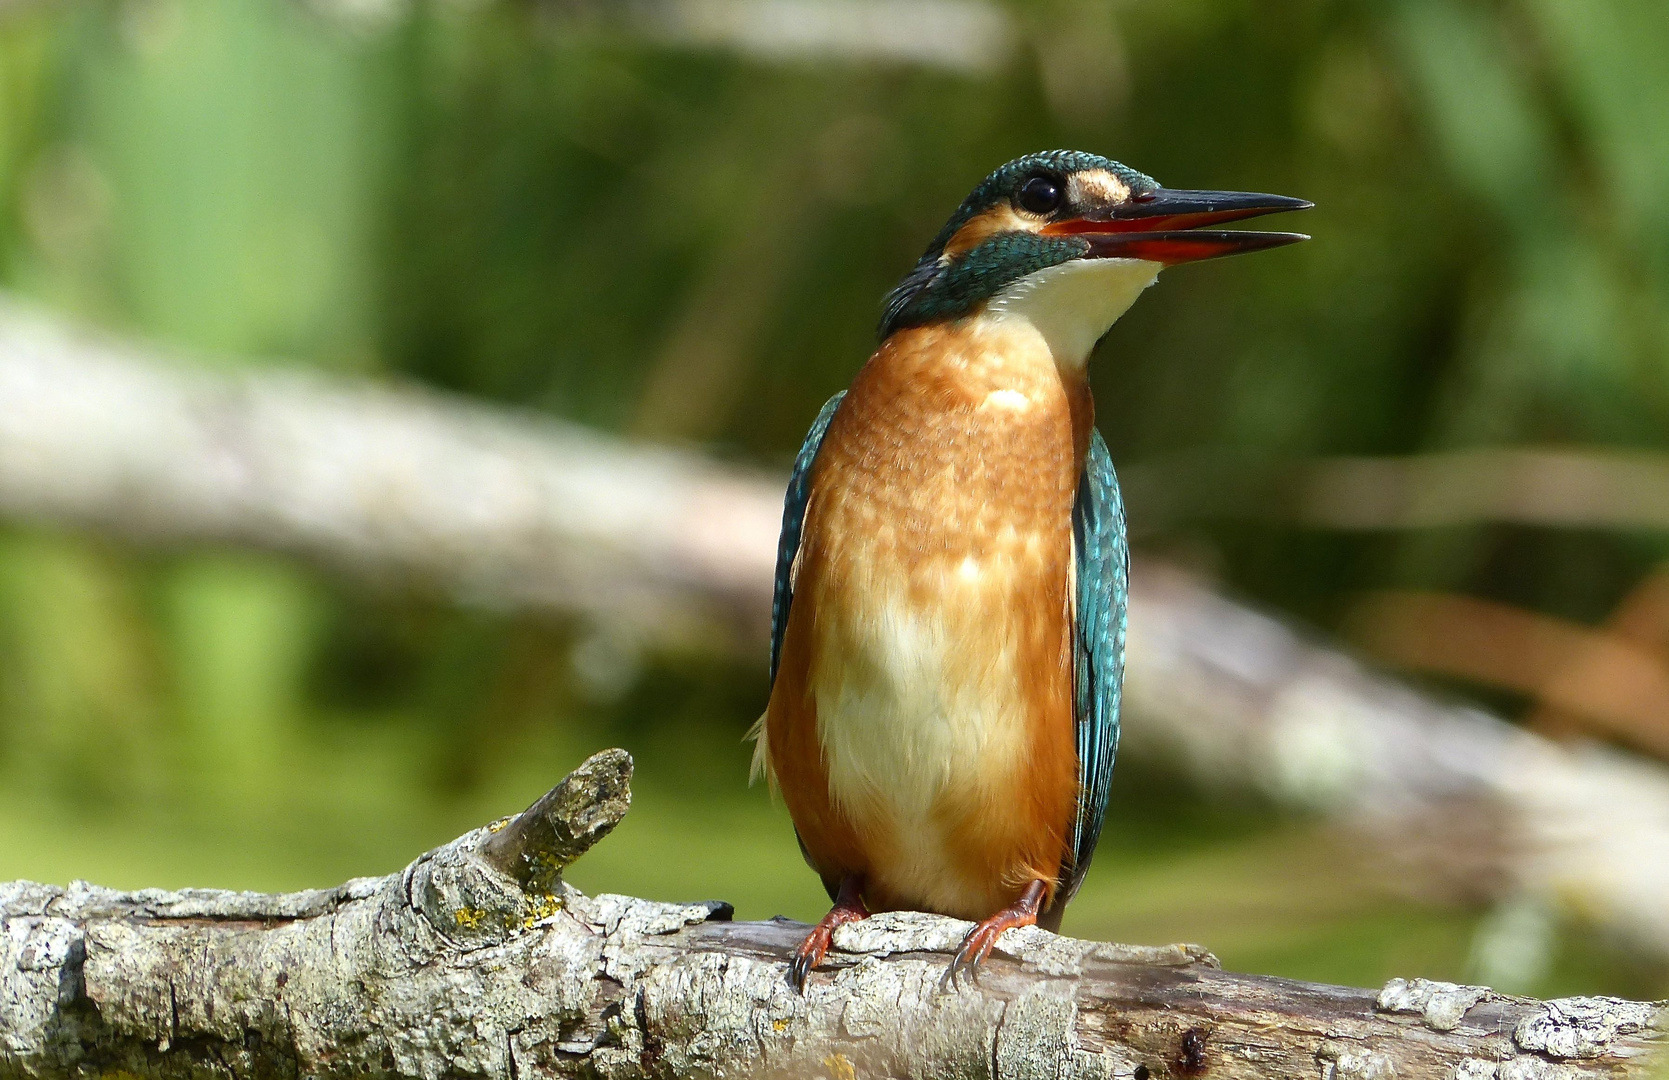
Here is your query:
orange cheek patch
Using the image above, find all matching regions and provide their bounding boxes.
[942,205,1036,259]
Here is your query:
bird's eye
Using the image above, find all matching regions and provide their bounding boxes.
[1017,174,1063,215]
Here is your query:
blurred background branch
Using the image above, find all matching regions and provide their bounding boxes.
[1347,587,1669,762]
[3,0,1020,71]
[0,294,778,648]
[623,0,1015,73]
[1124,449,1669,535]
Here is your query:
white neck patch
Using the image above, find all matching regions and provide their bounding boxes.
[984,258,1161,370]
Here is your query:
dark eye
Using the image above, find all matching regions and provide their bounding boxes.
[1017,174,1063,215]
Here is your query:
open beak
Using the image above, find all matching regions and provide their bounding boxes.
[1040,188,1312,264]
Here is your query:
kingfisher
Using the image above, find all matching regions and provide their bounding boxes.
[752,150,1309,989]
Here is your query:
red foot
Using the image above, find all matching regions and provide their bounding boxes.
[789,876,868,992]
[943,879,1048,990]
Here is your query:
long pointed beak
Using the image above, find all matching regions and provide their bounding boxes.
[1041,188,1312,264]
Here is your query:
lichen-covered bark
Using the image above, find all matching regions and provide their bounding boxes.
[2,751,1663,1080]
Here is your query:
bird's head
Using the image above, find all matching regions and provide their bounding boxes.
[880,150,1310,364]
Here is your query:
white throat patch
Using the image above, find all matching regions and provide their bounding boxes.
[985,258,1161,369]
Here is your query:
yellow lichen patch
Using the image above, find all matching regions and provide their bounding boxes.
[522,893,564,927]
[525,852,563,877]
[452,906,487,930]
[772,1018,791,1032]
[822,1054,857,1080]
[487,817,513,833]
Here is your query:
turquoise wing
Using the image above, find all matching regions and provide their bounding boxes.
[770,392,846,684]
[1061,428,1128,903]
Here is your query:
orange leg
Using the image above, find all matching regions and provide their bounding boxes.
[789,875,869,992]
[944,879,1048,989]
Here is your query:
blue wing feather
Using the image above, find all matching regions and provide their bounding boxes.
[770,392,846,684]
[1062,428,1128,903]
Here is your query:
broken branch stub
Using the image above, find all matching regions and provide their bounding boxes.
[411,748,633,942]
[480,747,633,893]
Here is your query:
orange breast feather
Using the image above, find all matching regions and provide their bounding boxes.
[765,318,1090,919]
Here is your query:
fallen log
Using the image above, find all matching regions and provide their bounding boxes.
[2,751,1663,1080]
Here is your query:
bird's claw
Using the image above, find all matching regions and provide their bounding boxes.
[788,877,869,993]
[938,880,1048,992]
[940,922,998,991]
[787,925,833,993]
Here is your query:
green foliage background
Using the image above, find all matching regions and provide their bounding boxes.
[1,0,1667,1000]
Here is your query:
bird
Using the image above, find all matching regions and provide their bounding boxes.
[750,150,1309,990]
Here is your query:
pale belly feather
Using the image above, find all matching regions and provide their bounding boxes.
[810,557,1038,915]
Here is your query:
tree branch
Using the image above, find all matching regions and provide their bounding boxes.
[2,750,1663,1080]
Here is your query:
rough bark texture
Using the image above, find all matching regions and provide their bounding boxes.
[2,751,1665,1080]
[5,295,1669,961]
